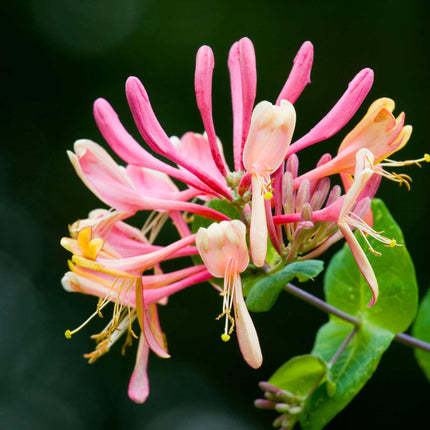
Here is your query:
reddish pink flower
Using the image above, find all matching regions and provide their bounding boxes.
[61,210,212,403]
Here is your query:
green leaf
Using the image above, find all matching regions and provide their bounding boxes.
[325,198,418,334]
[300,199,418,429]
[412,288,430,381]
[301,320,393,430]
[269,355,327,397]
[246,260,324,312]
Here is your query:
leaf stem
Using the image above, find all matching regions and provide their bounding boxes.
[284,282,430,353]
[329,326,358,366]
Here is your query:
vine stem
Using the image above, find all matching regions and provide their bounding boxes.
[284,282,430,353]
[329,326,358,366]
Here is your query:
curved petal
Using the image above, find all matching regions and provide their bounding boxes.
[195,46,228,176]
[249,175,267,267]
[276,41,313,105]
[288,68,374,156]
[228,38,257,171]
[233,275,263,369]
[128,334,150,403]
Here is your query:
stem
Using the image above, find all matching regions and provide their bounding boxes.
[329,326,358,366]
[284,283,360,326]
[395,332,430,353]
[284,282,430,353]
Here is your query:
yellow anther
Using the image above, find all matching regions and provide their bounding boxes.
[221,334,231,342]
[65,329,72,339]
[264,191,273,200]
[425,153,430,163]
[389,239,397,248]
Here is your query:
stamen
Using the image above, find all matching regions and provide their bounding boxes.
[65,299,110,339]
[381,154,430,168]
[142,211,169,244]
[377,154,430,191]
[216,257,238,341]
[378,169,412,190]
[346,211,401,251]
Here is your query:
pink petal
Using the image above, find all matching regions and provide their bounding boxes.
[195,46,228,176]
[93,98,218,197]
[142,265,207,289]
[265,198,283,256]
[276,41,313,105]
[97,234,197,274]
[128,334,150,403]
[125,77,232,199]
[69,141,230,219]
[173,133,226,187]
[144,269,213,306]
[338,223,378,306]
[228,38,257,171]
[287,68,374,156]
[142,307,170,358]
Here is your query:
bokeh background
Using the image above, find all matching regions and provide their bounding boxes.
[1,0,429,429]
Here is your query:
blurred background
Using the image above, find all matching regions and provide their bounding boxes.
[1,0,429,428]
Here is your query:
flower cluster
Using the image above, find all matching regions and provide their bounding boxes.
[61,37,427,402]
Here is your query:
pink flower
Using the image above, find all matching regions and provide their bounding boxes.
[64,36,418,403]
[242,101,296,267]
[294,98,412,188]
[196,220,262,369]
[274,148,398,306]
[61,210,212,403]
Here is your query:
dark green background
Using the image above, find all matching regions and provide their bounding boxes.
[1,0,429,429]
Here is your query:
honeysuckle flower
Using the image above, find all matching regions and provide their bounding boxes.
[274,148,397,306]
[294,98,414,189]
[64,36,423,407]
[242,100,296,267]
[196,220,262,369]
[76,37,377,271]
[61,212,212,403]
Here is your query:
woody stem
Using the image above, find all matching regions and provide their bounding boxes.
[284,282,430,353]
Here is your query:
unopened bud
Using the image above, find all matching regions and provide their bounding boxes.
[286,153,299,179]
[296,179,310,212]
[275,403,290,413]
[288,406,303,415]
[254,399,276,410]
[316,152,332,167]
[300,203,313,221]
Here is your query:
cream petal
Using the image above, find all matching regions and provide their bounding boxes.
[233,275,262,369]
